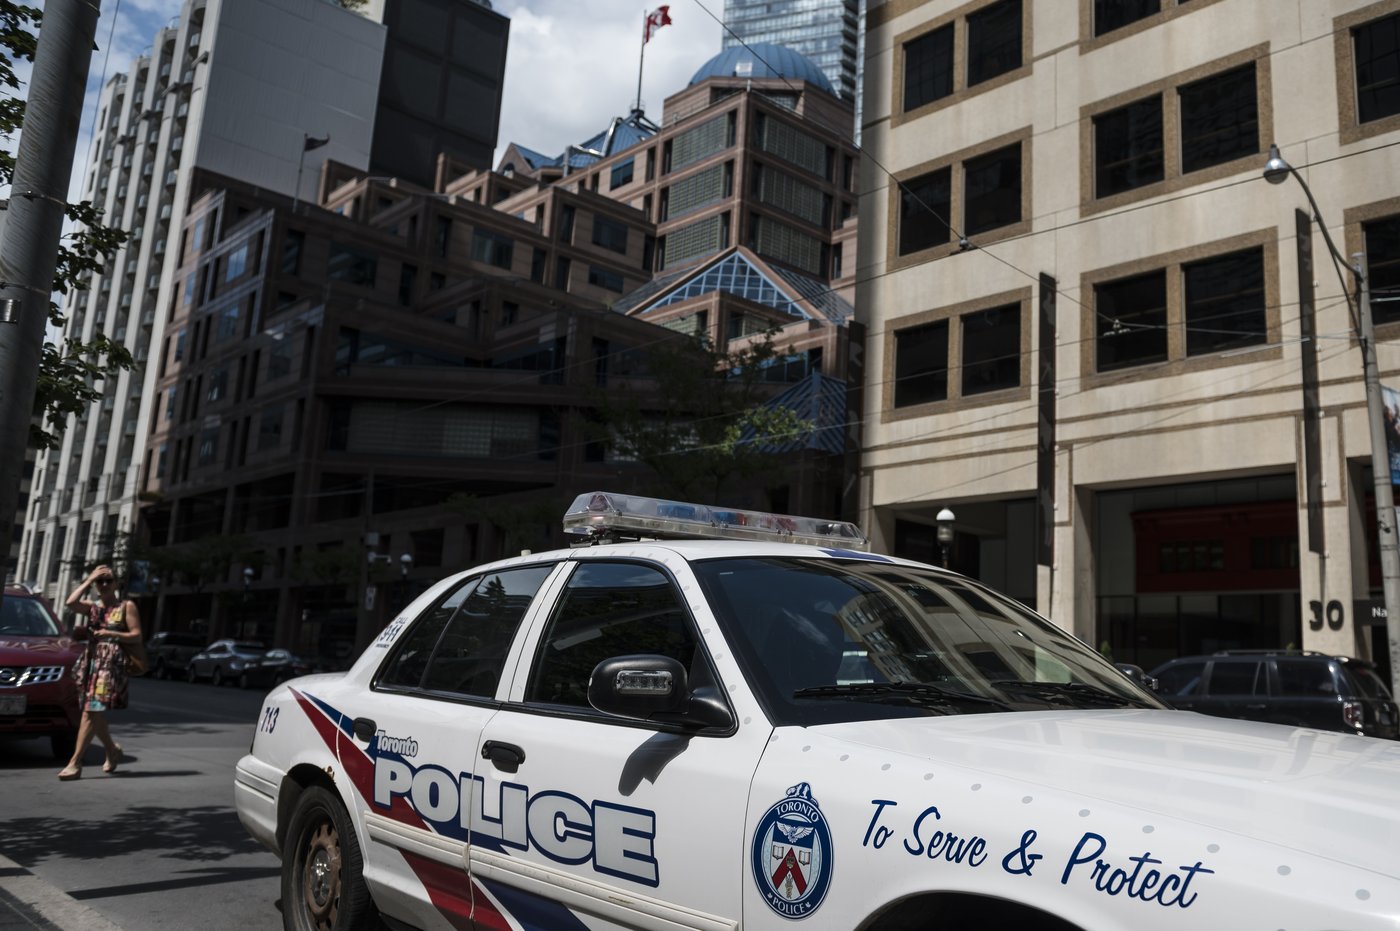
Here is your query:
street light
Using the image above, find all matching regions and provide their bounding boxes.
[936,508,956,569]
[1264,143,1400,697]
[398,552,413,579]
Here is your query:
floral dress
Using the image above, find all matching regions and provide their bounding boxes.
[74,602,130,712]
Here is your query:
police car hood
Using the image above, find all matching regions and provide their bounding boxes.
[807,708,1400,876]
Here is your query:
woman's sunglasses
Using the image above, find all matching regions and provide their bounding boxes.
[96,577,115,585]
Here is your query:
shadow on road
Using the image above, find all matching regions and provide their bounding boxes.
[69,865,282,901]
[2,805,265,867]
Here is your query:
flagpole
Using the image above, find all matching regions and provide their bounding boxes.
[294,133,308,213]
[636,8,646,113]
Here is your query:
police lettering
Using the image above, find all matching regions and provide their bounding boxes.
[372,757,659,886]
[1060,833,1214,908]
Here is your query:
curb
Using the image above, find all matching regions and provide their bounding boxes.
[0,856,122,931]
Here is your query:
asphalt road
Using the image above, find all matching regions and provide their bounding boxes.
[0,677,285,930]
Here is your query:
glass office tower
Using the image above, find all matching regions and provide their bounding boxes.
[722,0,861,105]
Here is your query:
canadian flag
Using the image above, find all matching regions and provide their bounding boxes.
[644,5,672,44]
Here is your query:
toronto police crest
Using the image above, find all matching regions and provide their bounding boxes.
[751,782,833,919]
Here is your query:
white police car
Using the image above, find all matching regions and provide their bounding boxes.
[235,492,1400,931]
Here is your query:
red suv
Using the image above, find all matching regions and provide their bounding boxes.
[0,585,82,759]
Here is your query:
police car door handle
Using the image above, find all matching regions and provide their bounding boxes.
[482,740,526,772]
[352,717,376,742]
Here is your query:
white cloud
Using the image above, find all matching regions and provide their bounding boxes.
[490,0,723,164]
[7,0,722,202]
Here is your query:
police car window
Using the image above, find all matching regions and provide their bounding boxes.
[527,561,698,710]
[377,577,482,689]
[692,556,1161,727]
[419,565,554,698]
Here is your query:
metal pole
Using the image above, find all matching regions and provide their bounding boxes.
[1356,251,1400,697]
[0,0,102,596]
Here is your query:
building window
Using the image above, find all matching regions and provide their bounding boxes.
[1364,214,1400,325]
[1355,12,1400,124]
[894,320,949,408]
[197,427,219,465]
[224,244,248,281]
[1091,241,1271,374]
[207,367,228,403]
[899,168,951,255]
[1093,98,1164,198]
[588,265,625,292]
[961,303,1021,395]
[895,137,1026,258]
[1179,65,1259,174]
[281,230,304,276]
[328,243,377,286]
[1182,248,1267,357]
[899,0,1025,117]
[610,158,635,188]
[963,144,1021,235]
[471,230,514,269]
[903,24,953,111]
[1093,0,1159,36]
[967,0,1022,87]
[592,216,629,254]
[531,248,547,283]
[559,204,575,243]
[435,216,452,258]
[1095,270,1167,371]
[555,256,571,288]
[216,304,239,341]
[258,406,284,451]
[1090,59,1261,201]
[398,263,417,305]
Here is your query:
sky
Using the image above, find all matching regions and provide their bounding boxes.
[6,0,727,204]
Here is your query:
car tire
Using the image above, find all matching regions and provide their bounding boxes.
[238,672,250,689]
[212,667,224,687]
[153,659,167,680]
[188,664,199,683]
[50,729,77,762]
[282,785,377,931]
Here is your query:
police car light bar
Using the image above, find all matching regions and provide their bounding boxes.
[562,492,870,551]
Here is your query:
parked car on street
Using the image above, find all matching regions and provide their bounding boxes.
[236,648,323,689]
[187,639,265,686]
[1149,650,1398,739]
[0,585,81,759]
[145,630,205,680]
[235,492,1400,931]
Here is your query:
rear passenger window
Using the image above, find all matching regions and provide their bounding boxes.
[1207,660,1262,695]
[1276,660,1337,696]
[378,565,554,697]
[1154,661,1205,697]
[527,561,699,710]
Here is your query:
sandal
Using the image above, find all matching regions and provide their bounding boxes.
[103,744,124,774]
[57,765,82,781]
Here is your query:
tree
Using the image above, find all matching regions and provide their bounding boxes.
[1,2,135,450]
[588,330,814,503]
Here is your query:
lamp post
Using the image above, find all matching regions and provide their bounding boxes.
[1264,144,1400,696]
[936,508,956,570]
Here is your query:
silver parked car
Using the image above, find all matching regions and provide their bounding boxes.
[186,639,265,686]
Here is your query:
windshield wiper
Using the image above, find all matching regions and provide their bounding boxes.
[987,680,1153,709]
[792,682,1015,713]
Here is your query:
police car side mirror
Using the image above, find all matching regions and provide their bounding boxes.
[590,655,689,719]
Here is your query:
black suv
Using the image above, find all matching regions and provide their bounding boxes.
[1149,650,1398,739]
[145,631,206,680]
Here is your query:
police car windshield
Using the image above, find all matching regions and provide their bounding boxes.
[692,557,1163,727]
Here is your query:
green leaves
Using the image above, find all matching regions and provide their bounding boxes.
[30,334,134,449]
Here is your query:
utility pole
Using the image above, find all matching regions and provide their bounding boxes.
[0,0,102,599]
[1357,252,1400,698]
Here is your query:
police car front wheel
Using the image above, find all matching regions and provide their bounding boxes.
[281,785,377,931]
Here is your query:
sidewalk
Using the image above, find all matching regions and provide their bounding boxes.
[0,857,121,931]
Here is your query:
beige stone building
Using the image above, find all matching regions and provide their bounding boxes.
[858,0,1400,674]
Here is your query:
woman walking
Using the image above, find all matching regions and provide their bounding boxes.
[59,564,142,780]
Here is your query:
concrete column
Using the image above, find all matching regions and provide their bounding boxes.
[1300,416,1357,656]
